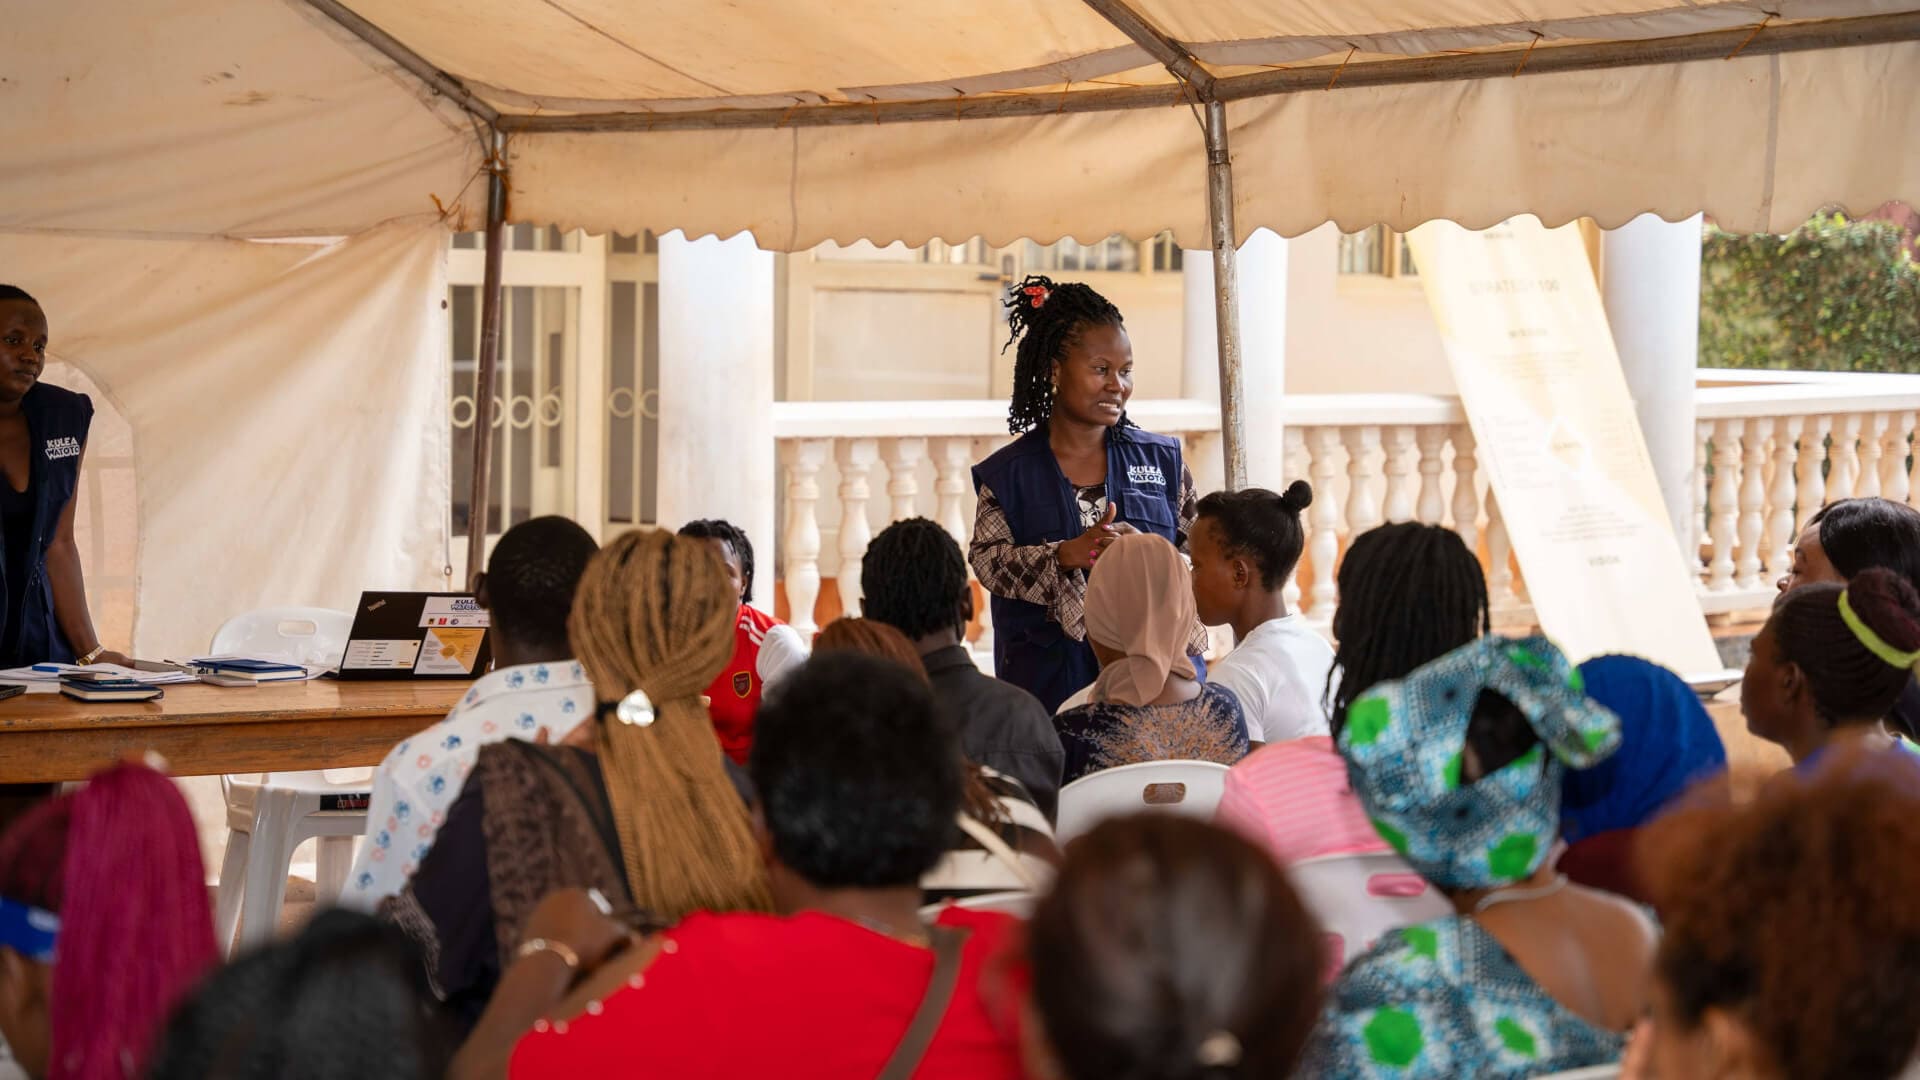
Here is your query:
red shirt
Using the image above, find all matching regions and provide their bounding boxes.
[707,605,779,765]
[509,907,1026,1080]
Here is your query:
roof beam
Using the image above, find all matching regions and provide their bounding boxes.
[1078,0,1217,100]
[495,10,1920,134]
[302,0,500,126]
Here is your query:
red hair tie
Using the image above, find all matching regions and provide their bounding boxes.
[1023,284,1049,309]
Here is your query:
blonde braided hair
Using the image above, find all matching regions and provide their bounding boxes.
[566,529,772,918]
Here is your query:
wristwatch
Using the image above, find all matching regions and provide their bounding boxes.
[77,646,105,666]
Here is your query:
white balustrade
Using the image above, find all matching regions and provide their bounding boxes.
[1829,412,1863,502]
[1767,416,1800,586]
[771,373,1920,648]
[781,439,829,639]
[1305,427,1343,627]
[835,438,879,616]
[883,438,926,523]
[1416,427,1448,526]
[1859,412,1887,500]
[1736,417,1769,590]
[932,437,971,549]
[1486,490,1517,609]
[1883,414,1911,504]
[1383,426,1418,524]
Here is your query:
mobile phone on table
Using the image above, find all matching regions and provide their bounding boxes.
[0,683,26,702]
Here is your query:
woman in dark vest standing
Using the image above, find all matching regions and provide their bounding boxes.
[970,276,1207,714]
[0,286,127,669]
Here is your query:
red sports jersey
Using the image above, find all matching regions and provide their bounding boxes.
[707,604,779,765]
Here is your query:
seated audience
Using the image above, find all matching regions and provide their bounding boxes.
[1302,637,1652,1078]
[1056,534,1249,783]
[813,617,1058,903]
[679,515,806,760]
[451,653,1028,1080]
[862,517,1064,819]
[1629,757,1920,1080]
[385,530,770,1032]
[0,762,215,1080]
[348,516,600,909]
[1023,815,1324,1080]
[1779,497,1920,738]
[149,909,455,1080]
[1189,481,1333,742]
[1216,522,1487,866]
[1744,567,1920,769]
[1558,655,1727,904]
[676,519,808,765]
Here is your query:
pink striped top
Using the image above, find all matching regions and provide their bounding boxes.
[1214,736,1392,865]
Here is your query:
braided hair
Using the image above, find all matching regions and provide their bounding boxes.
[1327,522,1490,735]
[1771,567,1920,727]
[861,517,968,642]
[677,518,755,604]
[1002,274,1131,437]
[567,530,772,920]
[1195,481,1314,591]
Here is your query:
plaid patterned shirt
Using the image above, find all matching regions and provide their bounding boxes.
[969,465,1209,655]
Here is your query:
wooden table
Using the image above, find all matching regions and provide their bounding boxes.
[0,680,471,782]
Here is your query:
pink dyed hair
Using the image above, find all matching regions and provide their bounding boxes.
[0,764,216,1080]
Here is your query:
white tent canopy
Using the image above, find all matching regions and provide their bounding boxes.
[6,0,1916,245]
[2,0,1916,654]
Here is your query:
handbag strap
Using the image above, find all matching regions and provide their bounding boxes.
[876,925,971,1080]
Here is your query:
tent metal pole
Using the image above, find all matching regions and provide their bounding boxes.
[301,0,499,126]
[1204,101,1247,492]
[465,128,509,587]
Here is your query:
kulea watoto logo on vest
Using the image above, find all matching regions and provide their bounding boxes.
[43,437,80,461]
[1126,464,1166,486]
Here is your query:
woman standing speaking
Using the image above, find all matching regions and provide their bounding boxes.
[970,276,1206,713]
[0,286,125,668]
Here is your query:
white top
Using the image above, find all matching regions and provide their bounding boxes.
[1202,615,1334,742]
[342,659,596,910]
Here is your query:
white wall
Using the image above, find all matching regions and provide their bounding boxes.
[1282,224,1453,396]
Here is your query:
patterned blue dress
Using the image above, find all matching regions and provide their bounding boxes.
[1300,916,1625,1079]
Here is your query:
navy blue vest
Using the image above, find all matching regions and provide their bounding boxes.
[972,426,1185,695]
[1,384,94,664]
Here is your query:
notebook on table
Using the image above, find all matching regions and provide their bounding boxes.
[60,676,163,702]
[335,591,492,681]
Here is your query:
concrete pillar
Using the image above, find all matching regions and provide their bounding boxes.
[1237,229,1290,491]
[1602,213,1703,557]
[657,231,777,609]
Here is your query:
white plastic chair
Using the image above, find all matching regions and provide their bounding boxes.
[1286,851,1453,976]
[918,891,1038,921]
[207,608,364,954]
[1054,760,1231,845]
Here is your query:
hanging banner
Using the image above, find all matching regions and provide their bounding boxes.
[1406,216,1723,675]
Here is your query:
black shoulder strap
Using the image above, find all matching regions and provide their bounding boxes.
[876,925,971,1080]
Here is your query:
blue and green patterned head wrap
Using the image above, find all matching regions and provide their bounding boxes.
[1337,636,1621,891]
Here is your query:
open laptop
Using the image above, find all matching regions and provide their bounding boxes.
[335,591,494,681]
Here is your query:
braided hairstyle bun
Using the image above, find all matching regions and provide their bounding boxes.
[1002,274,1129,437]
[1196,482,1315,592]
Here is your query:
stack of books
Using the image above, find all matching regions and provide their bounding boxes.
[59,671,164,702]
[193,658,309,687]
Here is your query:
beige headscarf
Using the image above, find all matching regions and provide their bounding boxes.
[1085,533,1199,707]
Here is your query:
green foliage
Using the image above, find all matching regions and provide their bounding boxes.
[1700,213,1920,373]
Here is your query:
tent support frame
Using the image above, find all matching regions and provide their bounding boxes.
[496,12,1920,133]
[1203,100,1248,491]
[1080,0,1248,488]
[465,128,509,585]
